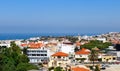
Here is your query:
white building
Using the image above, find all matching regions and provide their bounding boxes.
[27,47,50,63]
[58,43,75,54]
[0,41,11,47]
[96,38,107,43]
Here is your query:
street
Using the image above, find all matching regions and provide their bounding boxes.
[101,64,120,71]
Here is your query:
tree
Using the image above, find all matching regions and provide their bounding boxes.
[66,36,78,43]
[89,50,98,69]
[74,47,80,52]
[0,42,38,71]
[11,42,21,54]
[54,66,62,71]
[23,47,28,55]
[81,40,112,50]
[16,63,38,71]
[95,65,100,71]
[2,56,16,71]
[18,54,29,63]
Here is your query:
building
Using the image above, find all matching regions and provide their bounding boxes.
[48,52,70,69]
[0,41,11,48]
[27,47,50,63]
[96,38,107,43]
[75,48,90,62]
[60,43,75,54]
[102,55,117,62]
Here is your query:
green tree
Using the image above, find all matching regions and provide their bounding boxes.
[89,50,98,68]
[54,66,62,71]
[11,42,21,54]
[23,47,28,55]
[16,63,38,71]
[81,40,112,50]
[95,65,100,71]
[0,42,38,71]
[18,54,29,63]
[2,56,16,71]
[66,36,78,43]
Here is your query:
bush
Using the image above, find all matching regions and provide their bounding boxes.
[48,67,54,71]
[89,66,93,70]
[16,63,39,71]
[95,65,100,71]
[54,66,62,71]
[38,63,43,67]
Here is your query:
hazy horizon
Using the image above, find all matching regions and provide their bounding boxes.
[0,0,120,34]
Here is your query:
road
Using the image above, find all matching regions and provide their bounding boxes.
[101,64,120,71]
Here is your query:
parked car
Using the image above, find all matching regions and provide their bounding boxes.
[100,64,106,70]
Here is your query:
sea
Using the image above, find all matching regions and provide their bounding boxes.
[0,33,101,40]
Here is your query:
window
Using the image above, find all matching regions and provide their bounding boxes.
[37,54,40,56]
[113,58,116,60]
[32,54,36,56]
[79,55,82,57]
[58,56,61,58]
[41,54,43,56]
[44,54,47,56]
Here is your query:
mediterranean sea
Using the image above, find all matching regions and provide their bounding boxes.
[0,33,100,40]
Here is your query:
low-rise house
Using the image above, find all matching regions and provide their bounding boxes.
[0,41,11,48]
[102,55,117,62]
[48,52,70,69]
[107,50,120,61]
[75,48,90,62]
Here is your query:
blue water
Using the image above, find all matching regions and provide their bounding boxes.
[0,33,100,40]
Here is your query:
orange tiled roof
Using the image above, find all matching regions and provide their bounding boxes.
[21,43,44,48]
[75,48,90,55]
[21,43,28,47]
[71,67,90,71]
[28,43,44,48]
[52,52,68,57]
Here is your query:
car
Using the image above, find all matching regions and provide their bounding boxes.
[100,64,106,70]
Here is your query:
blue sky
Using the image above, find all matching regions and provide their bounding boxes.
[0,0,120,34]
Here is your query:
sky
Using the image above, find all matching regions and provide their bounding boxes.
[0,0,120,34]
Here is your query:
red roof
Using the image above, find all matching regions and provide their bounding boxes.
[21,43,44,49]
[28,43,44,48]
[71,67,90,71]
[52,52,68,57]
[75,48,90,55]
[21,44,27,47]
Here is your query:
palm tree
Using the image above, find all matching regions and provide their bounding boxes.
[89,49,98,71]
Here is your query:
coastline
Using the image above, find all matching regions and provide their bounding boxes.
[0,33,101,40]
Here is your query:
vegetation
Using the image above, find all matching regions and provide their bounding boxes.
[81,40,112,50]
[54,66,63,71]
[48,67,54,71]
[95,65,100,71]
[74,47,80,52]
[0,42,38,71]
[66,36,78,43]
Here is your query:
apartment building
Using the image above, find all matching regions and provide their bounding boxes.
[27,47,50,63]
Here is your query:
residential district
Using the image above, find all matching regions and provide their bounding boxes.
[1,32,120,71]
